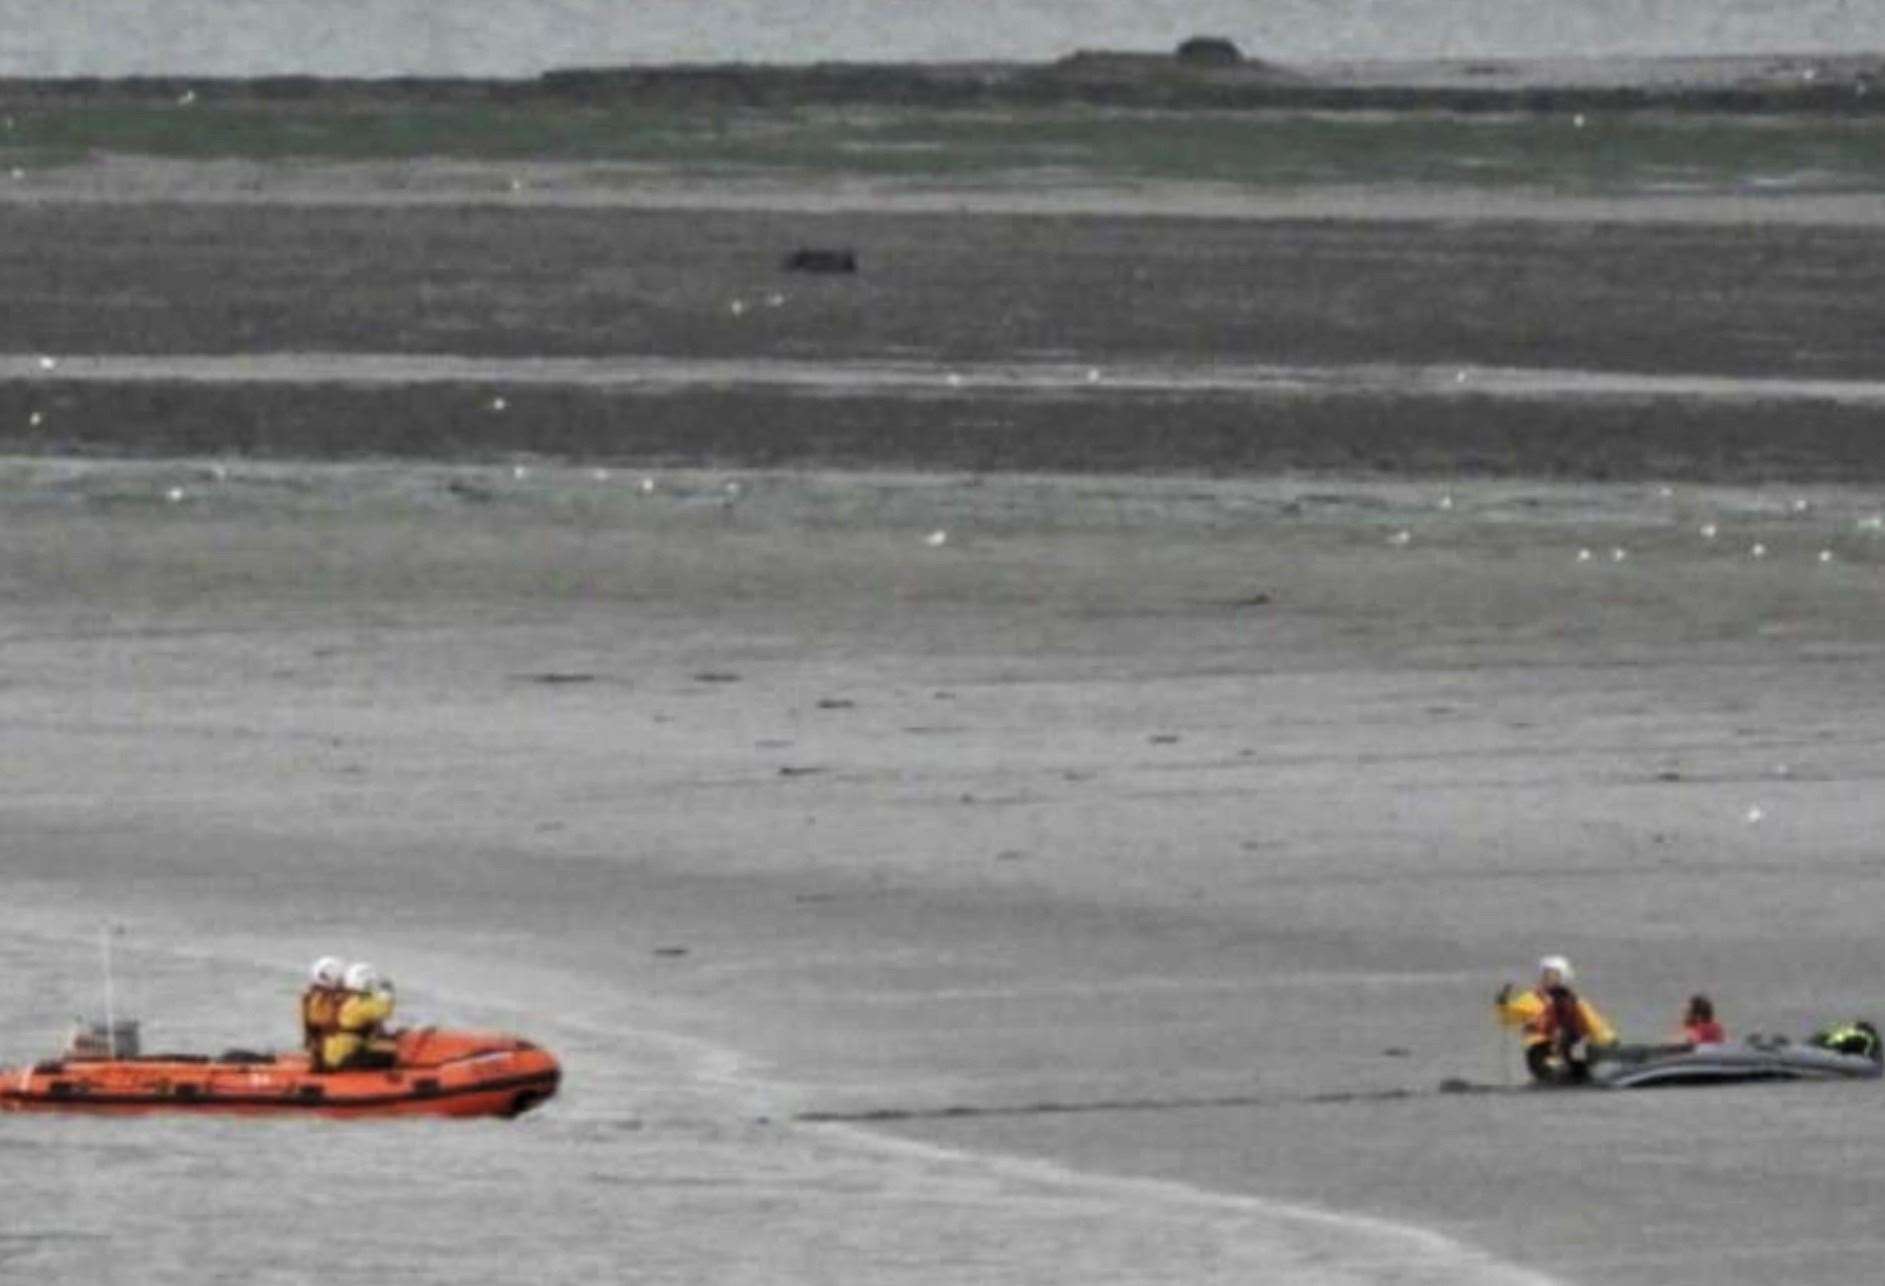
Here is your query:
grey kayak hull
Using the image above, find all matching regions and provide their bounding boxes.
[1594,1042,1882,1089]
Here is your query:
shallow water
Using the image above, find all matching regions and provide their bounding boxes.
[2,0,1876,77]
[0,895,1553,1285]
[11,352,1885,406]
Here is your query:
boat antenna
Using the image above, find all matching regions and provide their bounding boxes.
[100,923,120,1057]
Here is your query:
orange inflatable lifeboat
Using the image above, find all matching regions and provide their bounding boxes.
[0,1027,560,1119]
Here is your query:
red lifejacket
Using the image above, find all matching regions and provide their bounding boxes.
[1685,1019,1726,1045]
[1536,986,1588,1048]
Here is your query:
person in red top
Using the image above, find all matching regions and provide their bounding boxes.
[1680,994,1726,1046]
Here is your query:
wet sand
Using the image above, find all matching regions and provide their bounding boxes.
[11,154,1885,227]
[13,351,1885,404]
[4,111,1885,1281]
[8,187,1885,488]
[4,461,1884,1284]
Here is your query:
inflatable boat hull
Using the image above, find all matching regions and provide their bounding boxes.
[1594,1041,1882,1089]
[0,1028,559,1119]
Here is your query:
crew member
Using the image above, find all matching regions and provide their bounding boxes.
[1809,1019,1882,1062]
[1679,994,1725,1046]
[1495,955,1619,1084]
[322,961,398,1071]
[301,956,348,1072]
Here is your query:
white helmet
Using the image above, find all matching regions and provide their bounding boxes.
[1538,955,1574,984]
[310,956,347,987]
[343,962,382,993]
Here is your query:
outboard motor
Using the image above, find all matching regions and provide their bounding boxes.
[65,1019,141,1059]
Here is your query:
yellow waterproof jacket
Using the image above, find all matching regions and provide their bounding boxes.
[301,987,342,1039]
[320,990,395,1071]
[301,986,345,1067]
[1496,986,1618,1048]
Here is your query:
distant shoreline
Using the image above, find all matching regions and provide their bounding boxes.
[3,49,1882,115]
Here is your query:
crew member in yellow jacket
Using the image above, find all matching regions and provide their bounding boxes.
[322,961,398,1071]
[300,955,349,1072]
[1495,955,1618,1084]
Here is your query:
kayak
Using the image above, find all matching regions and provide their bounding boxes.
[1593,1040,1883,1089]
[0,1027,559,1119]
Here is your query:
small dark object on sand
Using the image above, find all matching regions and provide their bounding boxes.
[779,765,825,777]
[816,698,856,710]
[1437,1077,1495,1094]
[522,672,598,685]
[784,247,858,274]
[693,671,741,683]
[653,946,689,958]
[1382,1047,1411,1057]
[1175,36,1241,66]
[1149,734,1181,744]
